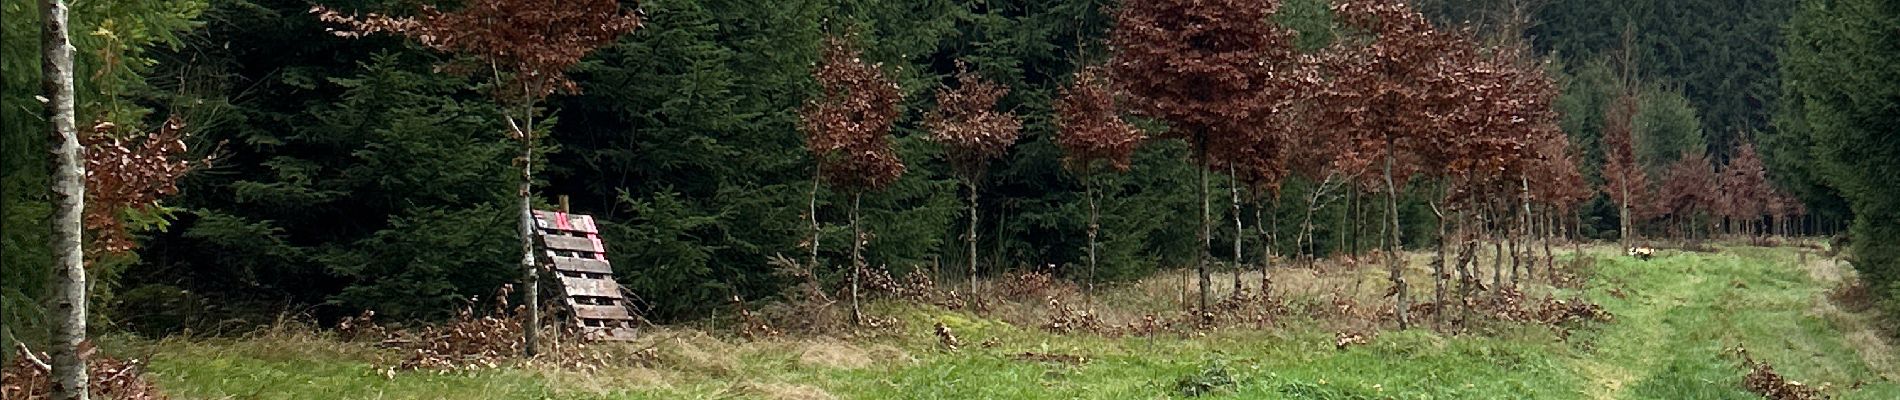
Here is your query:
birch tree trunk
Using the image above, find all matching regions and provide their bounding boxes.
[42,0,89,397]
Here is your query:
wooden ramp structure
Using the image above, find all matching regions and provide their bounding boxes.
[533,209,638,341]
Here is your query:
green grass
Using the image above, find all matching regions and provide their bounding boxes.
[117,244,1897,399]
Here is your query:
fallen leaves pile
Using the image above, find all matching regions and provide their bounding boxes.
[2,343,164,400]
[1735,345,1829,400]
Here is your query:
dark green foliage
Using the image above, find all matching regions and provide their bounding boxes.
[1635,85,1706,176]
[1781,0,1900,313]
[131,51,518,323]
[1531,0,1798,159]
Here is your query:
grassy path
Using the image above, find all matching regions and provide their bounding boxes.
[1574,246,1898,399]
[123,245,1896,399]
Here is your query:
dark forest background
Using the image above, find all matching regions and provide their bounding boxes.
[4,0,1893,344]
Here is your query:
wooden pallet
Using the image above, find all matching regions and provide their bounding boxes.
[533,210,638,341]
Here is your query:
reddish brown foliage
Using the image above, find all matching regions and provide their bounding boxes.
[1042,296,1109,335]
[1476,287,1614,332]
[1053,67,1144,173]
[1528,135,1592,213]
[82,117,204,255]
[1602,90,1649,213]
[1108,0,1307,188]
[1655,150,1719,221]
[1319,0,1549,195]
[926,65,1023,176]
[997,270,1062,300]
[800,36,906,192]
[3,343,163,400]
[1735,346,1828,400]
[312,0,642,104]
[1719,141,1771,225]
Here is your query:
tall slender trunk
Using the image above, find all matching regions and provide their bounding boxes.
[513,101,540,358]
[1518,176,1532,281]
[1382,140,1408,330]
[1508,233,1520,286]
[1298,177,1327,266]
[967,179,979,295]
[1432,202,1447,329]
[1572,208,1584,257]
[1541,206,1554,279]
[1085,173,1099,307]
[1619,175,1631,248]
[1337,187,1351,258]
[1457,206,1475,327]
[850,193,864,325]
[1490,203,1503,290]
[1256,204,1272,295]
[809,176,822,274]
[43,0,89,396]
[1196,136,1211,323]
[1231,167,1243,294]
[1354,188,1366,256]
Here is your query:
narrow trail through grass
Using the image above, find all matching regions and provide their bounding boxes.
[121,244,1896,399]
[1576,245,1898,399]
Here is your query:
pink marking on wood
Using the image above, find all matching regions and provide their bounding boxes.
[588,233,606,257]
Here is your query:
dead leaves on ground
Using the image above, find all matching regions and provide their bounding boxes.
[2,342,164,400]
[1733,345,1830,400]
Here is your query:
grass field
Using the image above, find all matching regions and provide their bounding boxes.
[111,244,1898,399]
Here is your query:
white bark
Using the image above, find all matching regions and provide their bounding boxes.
[42,0,89,397]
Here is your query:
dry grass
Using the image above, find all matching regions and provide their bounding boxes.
[1800,258,1900,382]
[733,381,837,400]
[792,338,873,369]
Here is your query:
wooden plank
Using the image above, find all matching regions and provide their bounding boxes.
[584,327,638,341]
[533,210,599,234]
[540,235,603,253]
[570,304,632,320]
[549,256,613,274]
[559,276,623,298]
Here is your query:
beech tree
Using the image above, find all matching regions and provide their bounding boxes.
[1319,0,1474,329]
[1719,140,1770,237]
[1527,133,1591,272]
[1602,89,1647,246]
[925,65,1022,295]
[1654,150,1718,240]
[41,0,87,396]
[1108,0,1302,318]
[313,0,641,356]
[800,36,906,325]
[81,118,203,256]
[1053,67,1144,300]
